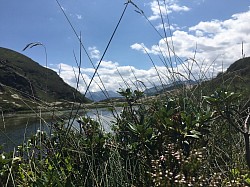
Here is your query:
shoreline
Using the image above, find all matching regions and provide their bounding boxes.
[1,100,126,117]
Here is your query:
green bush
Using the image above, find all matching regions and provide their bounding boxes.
[1,89,249,186]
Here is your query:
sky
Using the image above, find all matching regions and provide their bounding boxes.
[1,0,250,93]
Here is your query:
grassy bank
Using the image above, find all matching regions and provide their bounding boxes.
[1,87,250,186]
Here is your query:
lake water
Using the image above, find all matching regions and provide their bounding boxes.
[0,108,120,152]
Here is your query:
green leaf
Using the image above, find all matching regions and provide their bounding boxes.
[48,164,53,171]
[145,128,153,136]
[190,130,202,136]
[128,123,138,133]
[203,96,217,104]
[185,134,200,139]
[245,178,250,185]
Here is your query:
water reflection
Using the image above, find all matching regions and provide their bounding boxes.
[0,108,120,152]
[0,114,51,152]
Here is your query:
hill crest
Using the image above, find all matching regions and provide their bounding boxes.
[0,47,89,112]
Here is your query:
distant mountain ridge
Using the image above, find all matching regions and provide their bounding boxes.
[86,90,123,102]
[87,80,197,101]
[144,80,197,96]
[145,57,250,97]
[0,47,89,111]
[85,57,250,100]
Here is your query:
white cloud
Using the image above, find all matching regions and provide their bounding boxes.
[169,4,189,12]
[76,14,83,20]
[99,60,119,69]
[189,19,225,34]
[51,7,250,93]
[88,46,101,59]
[52,56,219,93]
[155,23,179,31]
[195,30,204,37]
[131,9,250,72]
[130,43,147,52]
[148,0,190,21]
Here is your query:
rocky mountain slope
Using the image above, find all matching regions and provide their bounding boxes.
[0,47,89,112]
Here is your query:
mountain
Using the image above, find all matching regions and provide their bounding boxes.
[0,47,90,112]
[202,57,250,93]
[86,90,123,102]
[144,80,197,96]
[144,57,250,98]
[226,57,250,74]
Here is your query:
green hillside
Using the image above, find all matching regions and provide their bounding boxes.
[0,47,90,112]
[199,57,250,99]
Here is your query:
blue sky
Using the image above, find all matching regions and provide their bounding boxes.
[1,0,250,92]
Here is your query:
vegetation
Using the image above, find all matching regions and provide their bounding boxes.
[1,85,250,186]
[1,1,250,186]
[200,57,250,99]
[0,47,90,112]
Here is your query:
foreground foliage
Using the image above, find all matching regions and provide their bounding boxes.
[0,88,250,186]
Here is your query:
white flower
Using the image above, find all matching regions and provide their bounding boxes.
[1,154,5,159]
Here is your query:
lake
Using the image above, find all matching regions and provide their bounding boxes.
[0,108,120,152]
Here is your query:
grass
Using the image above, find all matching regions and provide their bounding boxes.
[1,1,250,186]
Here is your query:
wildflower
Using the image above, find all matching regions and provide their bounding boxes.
[1,154,5,159]
[160,155,166,161]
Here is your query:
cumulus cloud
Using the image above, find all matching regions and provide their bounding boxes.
[88,46,101,59]
[155,23,180,31]
[99,60,119,69]
[148,0,190,21]
[52,56,217,93]
[51,6,250,93]
[131,9,250,72]
[131,42,170,56]
[130,43,148,53]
